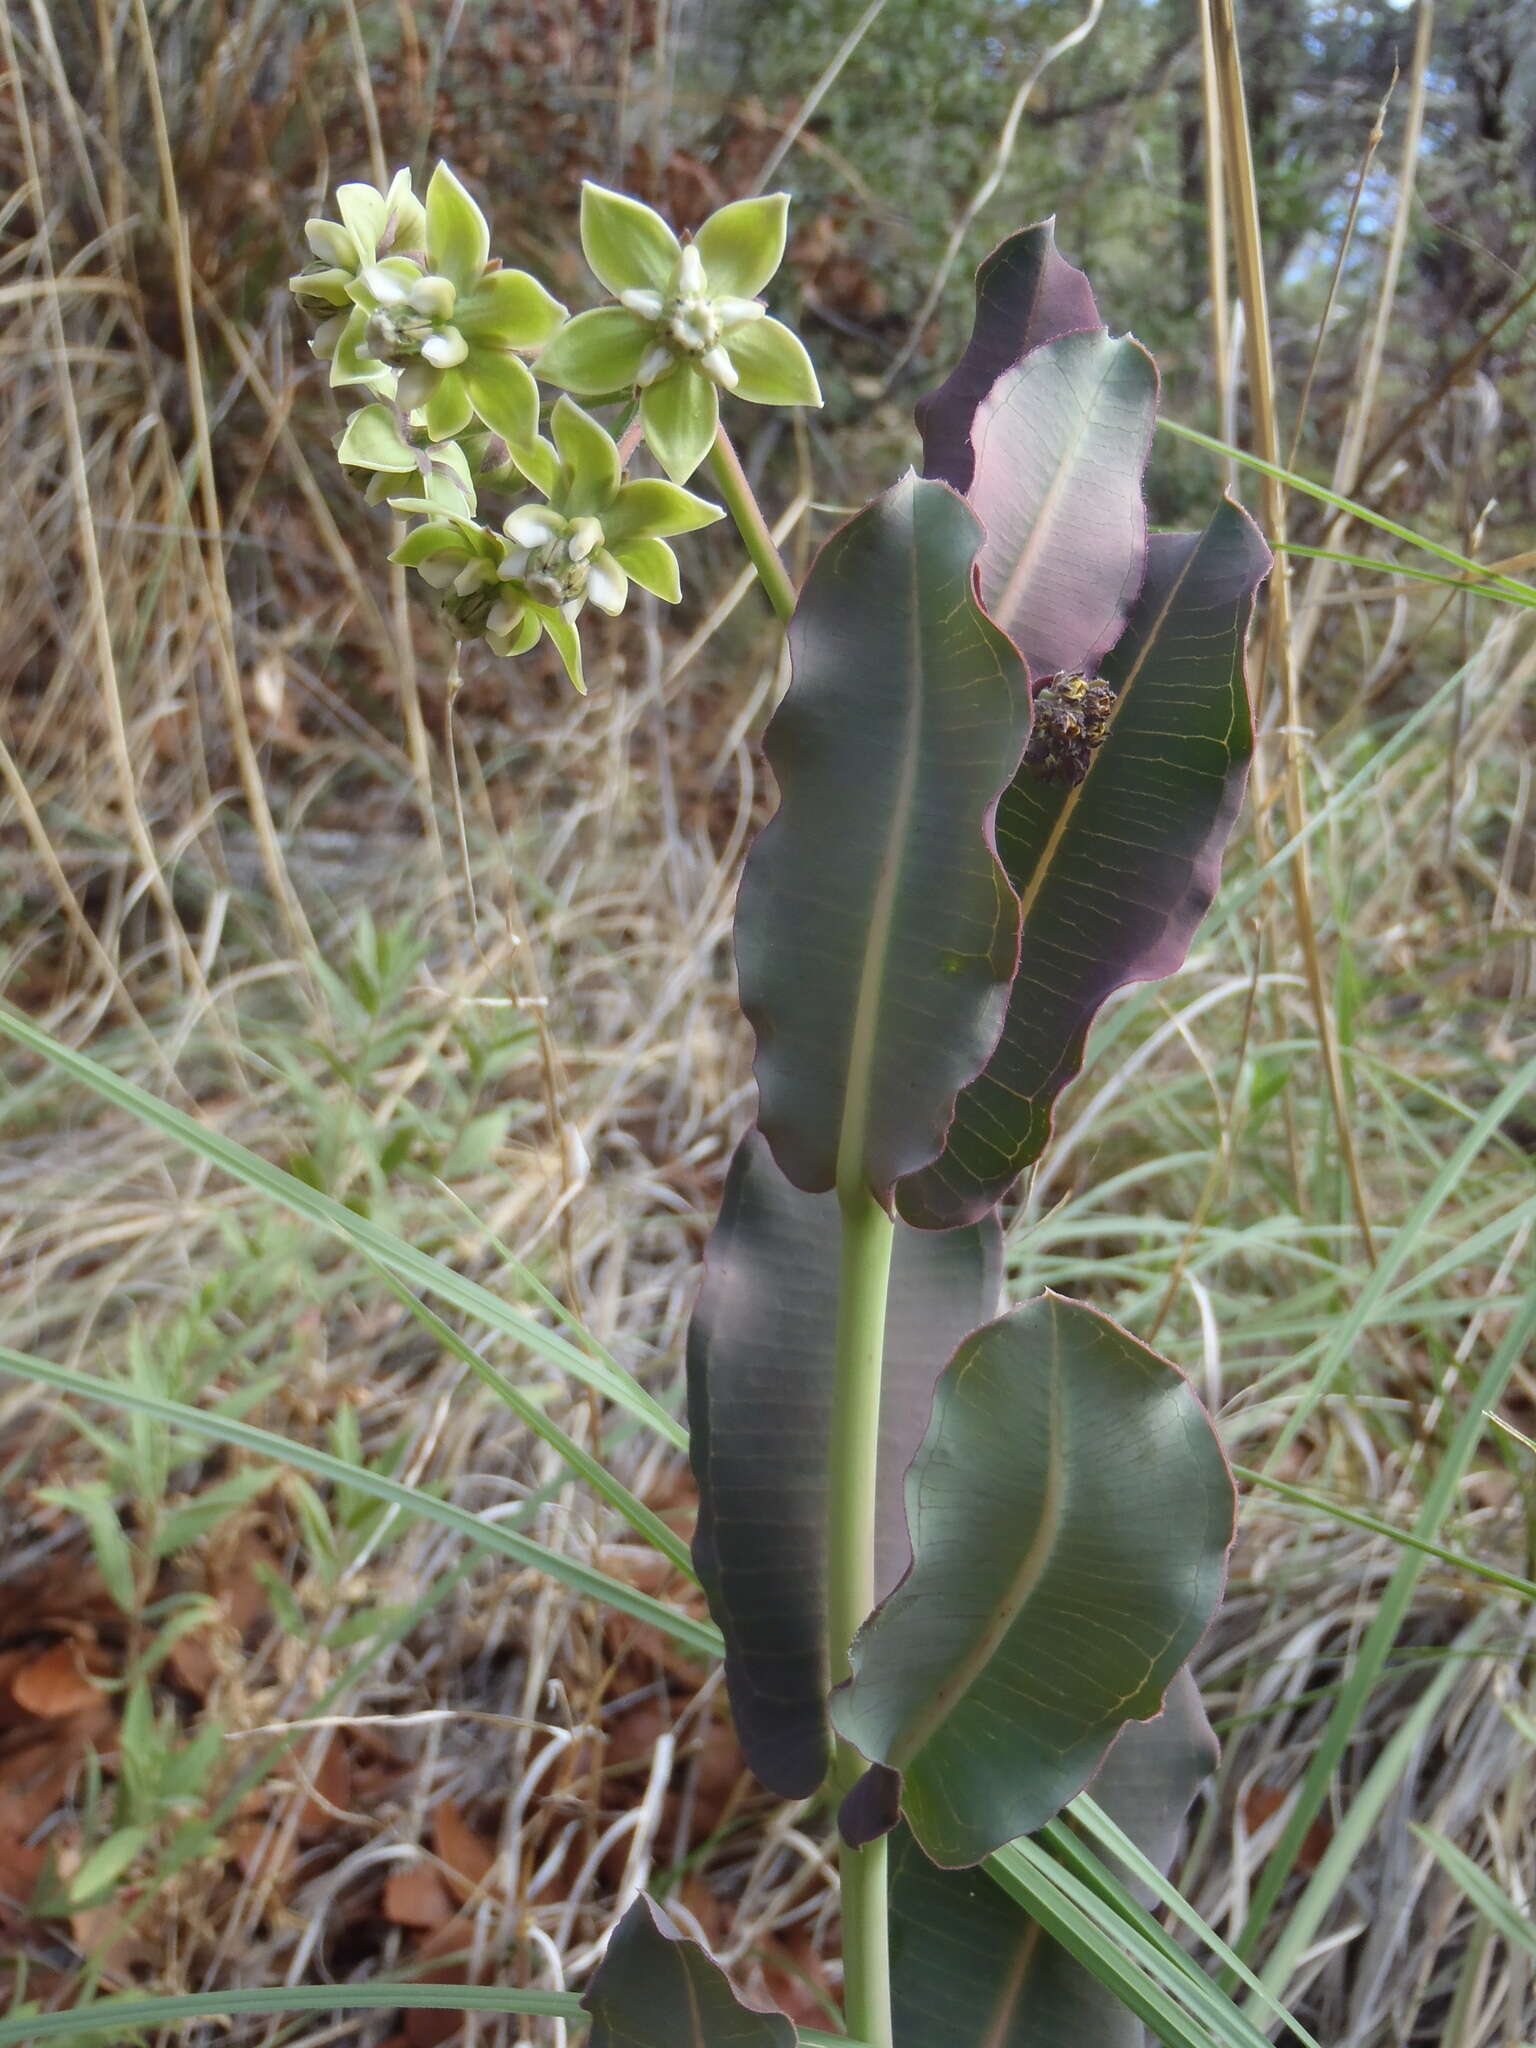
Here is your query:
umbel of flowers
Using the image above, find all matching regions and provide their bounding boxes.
[290,164,821,692]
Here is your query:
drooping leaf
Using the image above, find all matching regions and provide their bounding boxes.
[830,1292,1235,1867]
[891,1676,1225,2048]
[688,1132,1001,1797]
[917,221,1101,496]
[899,500,1271,1229]
[967,329,1158,681]
[735,474,1032,1205]
[1088,1667,1219,1891]
[582,1895,795,2047]
[890,1826,1143,2048]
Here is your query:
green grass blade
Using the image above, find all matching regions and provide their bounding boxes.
[0,1003,684,1449]
[1253,1614,1497,2003]
[0,1986,859,2047]
[1411,1824,1536,1962]
[1263,1056,1536,1466]
[366,1256,697,1581]
[988,1837,1229,2047]
[1159,416,1536,605]
[1235,1464,1536,1603]
[1235,1286,1536,1967]
[0,1343,721,1661]
[1055,1799,1325,2048]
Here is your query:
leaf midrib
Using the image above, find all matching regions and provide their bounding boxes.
[1011,529,1204,934]
[834,497,925,1193]
[987,337,1135,634]
[890,1322,1067,1769]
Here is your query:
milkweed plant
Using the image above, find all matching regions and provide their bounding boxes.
[293,161,1270,2046]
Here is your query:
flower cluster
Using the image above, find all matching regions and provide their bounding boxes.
[290,163,820,689]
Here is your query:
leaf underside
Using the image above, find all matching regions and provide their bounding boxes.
[831,1292,1235,1867]
[899,499,1271,1229]
[968,329,1159,681]
[735,472,1032,1205]
[581,1895,794,2047]
[688,1132,1001,1796]
[917,220,1102,497]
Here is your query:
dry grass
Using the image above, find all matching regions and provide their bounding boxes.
[1,1,1534,2043]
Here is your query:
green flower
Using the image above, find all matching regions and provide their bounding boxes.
[289,169,426,377]
[535,184,822,483]
[334,164,567,447]
[391,397,723,692]
[335,402,477,514]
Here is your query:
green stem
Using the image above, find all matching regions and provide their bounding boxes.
[707,425,798,625]
[827,1174,896,2048]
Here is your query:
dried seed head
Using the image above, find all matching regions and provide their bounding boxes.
[1023,672,1117,787]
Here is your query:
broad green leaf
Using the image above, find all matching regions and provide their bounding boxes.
[900,501,1270,1228]
[688,1133,1000,1795]
[831,1293,1234,1867]
[581,1896,795,2047]
[735,474,1031,1205]
[917,220,1100,496]
[969,329,1157,680]
[695,192,789,297]
[1087,1669,1219,1892]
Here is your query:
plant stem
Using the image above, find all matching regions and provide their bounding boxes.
[827,1174,896,2048]
[706,426,798,625]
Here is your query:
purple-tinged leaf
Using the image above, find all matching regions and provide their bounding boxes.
[917,220,1101,495]
[899,499,1271,1230]
[970,330,1158,680]
[582,1895,794,2047]
[735,474,1032,1206]
[830,1292,1235,1868]
[885,1675,1217,2046]
[688,1132,1000,1797]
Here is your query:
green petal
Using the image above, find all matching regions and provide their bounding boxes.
[550,396,621,515]
[424,371,474,442]
[579,181,681,297]
[347,253,419,310]
[335,181,388,260]
[538,606,587,694]
[335,402,417,471]
[457,268,567,348]
[390,524,467,568]
[695,192,789,298]
[491,608,543,658]
[535,307,650,395]
[506,432,560,496]
[329,305,387,389]
[426,162,490,293]
[640,367,719,483]
[726,315,822,407]
[604,477,724,544]
[462,351,539,444]
[610,535,681,602]
[379,168,427,256]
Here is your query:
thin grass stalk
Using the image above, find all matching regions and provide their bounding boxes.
[1205,0,1379,1265]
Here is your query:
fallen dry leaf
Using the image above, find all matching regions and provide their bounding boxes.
[383,1861,454,1931]
[12,1642,106,1720]
[431,1800,496,1895]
